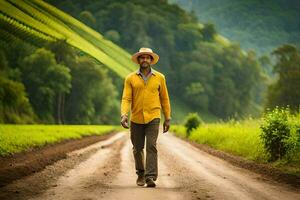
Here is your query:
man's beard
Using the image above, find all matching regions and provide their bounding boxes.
[141,62,150,68]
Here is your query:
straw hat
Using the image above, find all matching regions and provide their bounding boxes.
[131,47,159,65]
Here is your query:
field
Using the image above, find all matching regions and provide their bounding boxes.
[170,119,300,175]
[0,125,121,156]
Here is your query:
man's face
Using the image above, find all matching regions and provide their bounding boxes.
[138,54,152,68]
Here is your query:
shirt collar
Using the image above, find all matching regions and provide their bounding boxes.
[136,68,156,76]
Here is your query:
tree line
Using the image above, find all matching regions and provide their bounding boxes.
[48,0,268,119]
[0,39,119,124]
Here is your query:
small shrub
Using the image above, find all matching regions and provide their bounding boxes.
[260,107,300,161]
[184,112,202,138]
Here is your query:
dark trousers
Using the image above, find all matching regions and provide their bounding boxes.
[130,118,160,180]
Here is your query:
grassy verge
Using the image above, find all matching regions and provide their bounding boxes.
[171,98,219,124]
[170,119,300,175]
[0,124,122,156]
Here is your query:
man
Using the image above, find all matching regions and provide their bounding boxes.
[120,47,171,188]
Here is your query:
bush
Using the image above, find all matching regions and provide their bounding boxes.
[0,77,36,123]
[184,112,202,137]
[260,107,300,161]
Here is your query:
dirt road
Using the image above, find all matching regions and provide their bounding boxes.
[1,131,299,200]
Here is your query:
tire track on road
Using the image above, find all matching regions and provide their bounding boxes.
[101,137,188,200]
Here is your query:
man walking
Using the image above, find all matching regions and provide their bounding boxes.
[120,47,171,187]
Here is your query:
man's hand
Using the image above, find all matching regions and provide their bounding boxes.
[121,114,129,129]
[163,119,170,133]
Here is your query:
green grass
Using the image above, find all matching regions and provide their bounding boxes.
[171,98,219,124]
[171,119,267,162]
[171,119,300,175]
[0,124,121,156]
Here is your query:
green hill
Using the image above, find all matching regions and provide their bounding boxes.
[169,0,300,54]
[0,0,136,78]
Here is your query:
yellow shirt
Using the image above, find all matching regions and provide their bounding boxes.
[121,69,171,124]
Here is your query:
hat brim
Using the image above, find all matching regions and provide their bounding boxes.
[131,52,159,65]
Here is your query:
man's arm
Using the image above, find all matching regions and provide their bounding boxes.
[120,77,132,128]
[160,76,171,132]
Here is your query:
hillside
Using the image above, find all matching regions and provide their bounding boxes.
[0,0,143,124]
[169,0,300,54]
[0,0,136,78]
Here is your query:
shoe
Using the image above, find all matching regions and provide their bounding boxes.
[136,175,145,186]
[146,177,156,187]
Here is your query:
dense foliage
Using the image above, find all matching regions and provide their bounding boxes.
[266,45,300,111]
[0,0,135,124]
[0,39,119,124]
[47,0,266,120]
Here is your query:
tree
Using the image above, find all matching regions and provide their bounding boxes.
[208,44,262,118]
[47,40,76,65]
[185,82,209,111]
[0,77,36,123]
[266,44,300,111]
[47,40,76,123]
[65,56,119,124]
[201,23,216,42]
[22,48,71,123]
[0,50,35,123]
[180,60,212,111]
[210,76,238,118]
[175,23,203,51]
